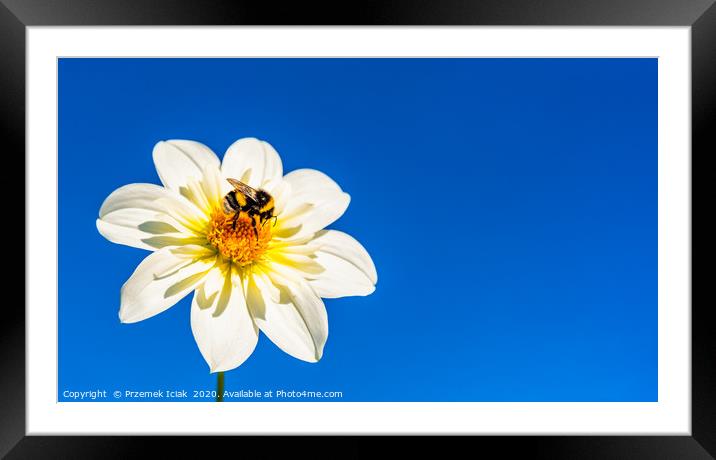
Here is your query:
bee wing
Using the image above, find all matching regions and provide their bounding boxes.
[226,178,260,202]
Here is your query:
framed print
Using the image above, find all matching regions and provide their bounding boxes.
[5,0,712,457]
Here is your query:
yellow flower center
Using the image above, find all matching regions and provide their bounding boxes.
[206,209,272,266]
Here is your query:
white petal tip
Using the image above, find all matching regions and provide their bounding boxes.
[151,140,167,154]
[209,362,242,373]
[118,310,141,324]
[368,266,378,285]
[118,311,132,324]
[312,345,324,362]
[230,136,261,146]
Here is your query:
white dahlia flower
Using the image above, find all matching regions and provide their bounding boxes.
[97,138,377,373]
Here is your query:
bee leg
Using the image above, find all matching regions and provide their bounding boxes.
[251,216,259,240]
[260,215,277,228]
[261,216,276,228]
[231,212,240,230]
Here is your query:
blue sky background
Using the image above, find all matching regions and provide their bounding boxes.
[58,58,657,402]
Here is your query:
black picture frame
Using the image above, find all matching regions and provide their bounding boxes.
[4,0,711,457]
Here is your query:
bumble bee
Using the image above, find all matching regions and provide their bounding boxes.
[223,178,276,237]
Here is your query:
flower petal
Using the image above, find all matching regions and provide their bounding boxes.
[274,193,350,241]
[221,137,283,188]
[119,246,216,323]
[97,183,204,251]
[194,264,226,310]
[99,183,170,217]
[269,252,325,276]
[247,267,328,362]
[306,230,377,298]
[275,169,350,240]
[191,267,259,373]
[221,138,283,189]
[153,196,209,235]
[200,162,226,208]
[282,168,342,201]
[153,140,220,195]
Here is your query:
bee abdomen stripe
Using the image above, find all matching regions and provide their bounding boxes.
[223,191,243,212]
[234,192,247,207]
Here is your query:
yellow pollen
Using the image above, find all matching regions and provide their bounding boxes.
[206,208,272,266]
